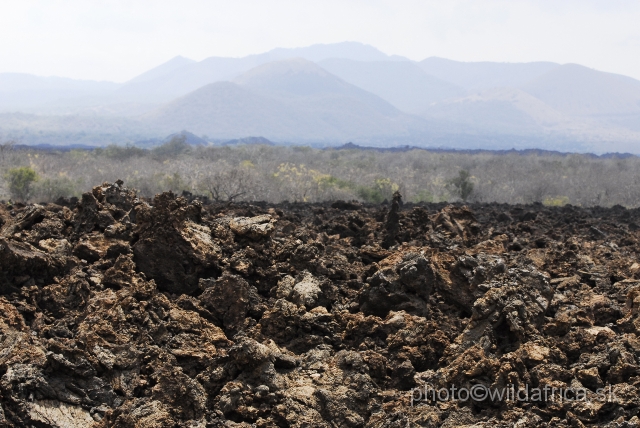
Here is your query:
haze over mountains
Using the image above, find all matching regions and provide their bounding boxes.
[1,42,640,153]
[146,59,425,143]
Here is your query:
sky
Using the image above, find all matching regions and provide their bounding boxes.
[1,0,639,82]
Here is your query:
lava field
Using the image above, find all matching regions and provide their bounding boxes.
[1,181,640,427]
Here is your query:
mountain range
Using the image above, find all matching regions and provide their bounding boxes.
[1,42,639,153]
[145,59,426,143]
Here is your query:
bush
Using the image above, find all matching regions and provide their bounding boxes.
[4,166,38,201]
[356,186,384,203]
[357,178,399,203]
[202,164,253,202]
[33,176,81,202]
[449,169,474,201]
[412,189,435,203]
[152,135,190,159]
[161,172,188,193]
[543,196,570,207]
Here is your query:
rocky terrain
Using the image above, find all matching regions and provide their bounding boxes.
[1,181,640,427]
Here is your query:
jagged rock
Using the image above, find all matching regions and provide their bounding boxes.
[38,238,72,256]
[432,253,507,310]
[431,204,480,243]
[199,273,261,334]
[99,398,176,427]
[28,399,95,427]
[0,184,639,426]
[359,250,434,317]
[73,192,115,235]
[0,238,66,293]
[290,272,323,309]
[92,180,138,213]
[1,205,46,236]
[229,214,275,239]
[330,200,362,210]
[133,192,222,294]
[151,366,207,420]
[382,191,402,249]
[230,337,274,367]
[445,267,553,359]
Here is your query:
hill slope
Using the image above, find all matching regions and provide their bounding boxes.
[419,57,560,90]
[119,42,406,102]
[317,59,466,114]
[126,56,197,84]
[424,88,567,133]
[144,59,427,143]
[520,64,640,130]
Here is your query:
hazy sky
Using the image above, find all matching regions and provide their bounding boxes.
[1,0,639,82]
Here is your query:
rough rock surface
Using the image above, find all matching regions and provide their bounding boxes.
[1,183,640,426]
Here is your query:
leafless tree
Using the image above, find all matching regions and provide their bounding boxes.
[202,163,253,202]
[4,143,640,207]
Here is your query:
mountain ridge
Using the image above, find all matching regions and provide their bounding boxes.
[318,58,467,114]
[143,59,427,142]
[2,42,640,153]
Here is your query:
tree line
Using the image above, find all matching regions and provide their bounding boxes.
[1,136,639,208]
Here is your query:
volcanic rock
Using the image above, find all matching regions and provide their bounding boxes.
[0,183,639,426]
[132,192,222,294]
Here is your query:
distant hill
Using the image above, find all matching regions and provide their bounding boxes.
[418,57,560,90]
[126,56,197,84]
[117,42,406,103]
[143,82,289,139]
[234,59,399,110]
[163,130,208,146]
[318,58,466,114]
[520,64,640,120]
[114,57,259,101]
[424,87,574,134]
[223,136,274,146]
[144,59,427,143]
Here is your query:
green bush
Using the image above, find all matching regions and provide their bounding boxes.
[152,135,190,159]
[357,178,399,203]
[413,189,435,203]
[449,169,474,201]
[317,175,352,191]
[161,172,188,192]
[33,176,81,202]
[356,186,385,203]
[4,166,38,201]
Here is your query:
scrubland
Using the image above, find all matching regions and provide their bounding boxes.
[2,138,640,207]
